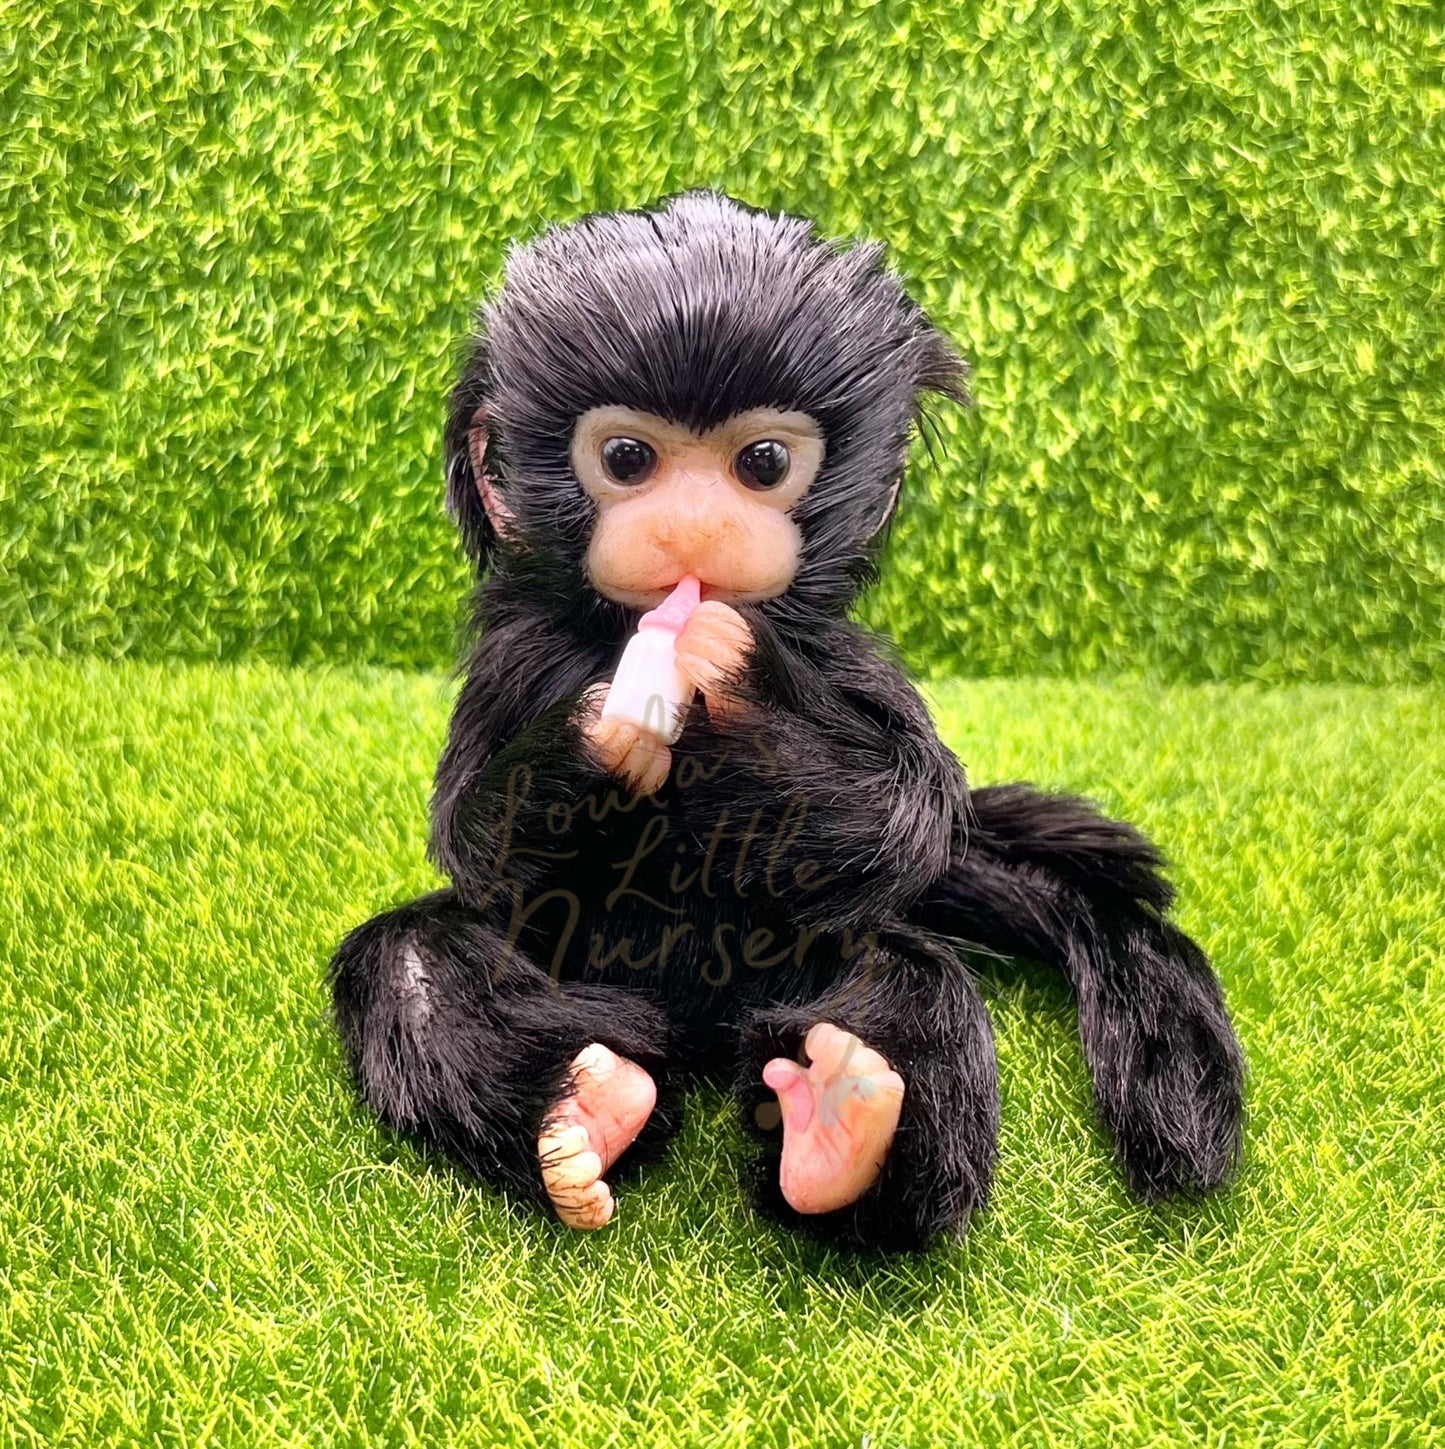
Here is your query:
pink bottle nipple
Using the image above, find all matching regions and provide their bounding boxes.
[638,575,701,633]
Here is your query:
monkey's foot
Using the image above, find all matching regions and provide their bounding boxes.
[762,1023,906,1215]
[538,1044,657,1229]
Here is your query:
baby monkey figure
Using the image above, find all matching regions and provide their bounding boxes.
[329,192,1245,1250]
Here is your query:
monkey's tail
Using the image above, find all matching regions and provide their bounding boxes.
[914,783,1246,1202]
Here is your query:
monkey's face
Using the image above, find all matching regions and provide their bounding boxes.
[572,405,825,609]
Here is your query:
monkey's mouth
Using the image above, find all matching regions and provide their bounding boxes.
[588,554,800,609]
[646,579,776,607]
[593,575,784,610]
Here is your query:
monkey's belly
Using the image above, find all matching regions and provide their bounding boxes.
[506,803,847,1053]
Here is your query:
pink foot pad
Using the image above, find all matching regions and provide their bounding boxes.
[762,1022,906,1215]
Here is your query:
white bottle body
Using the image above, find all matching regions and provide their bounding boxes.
[599,627,696,744]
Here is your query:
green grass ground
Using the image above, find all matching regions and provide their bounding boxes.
[1,659,1441,1446]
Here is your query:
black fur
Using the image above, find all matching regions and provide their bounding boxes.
[330,191,1244,1250]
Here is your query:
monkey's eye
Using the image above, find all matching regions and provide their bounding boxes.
[600,436,657,484]
[734,439,791,490]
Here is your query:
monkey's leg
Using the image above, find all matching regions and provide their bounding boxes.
[919,783,1245,1202]
[736,927,998,1252]
[328,888,678,1227]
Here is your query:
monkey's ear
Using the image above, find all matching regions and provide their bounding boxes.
[463,408,517,539]
[870,320,969,538]
[444,343,516,562]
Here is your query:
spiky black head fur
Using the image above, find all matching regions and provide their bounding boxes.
[446,190,968,627]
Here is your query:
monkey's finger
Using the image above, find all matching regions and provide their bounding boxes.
[582,714,628,769]
[584,713,639,756]
[675,653,752,730]
[678,600,752,652]
[675,603,752,693]
[616,733,671,795]
[584,716,667,790]
[579,681,610,719]
[699,689,747,727]
[673,641,715,690]
[674,646,740,701]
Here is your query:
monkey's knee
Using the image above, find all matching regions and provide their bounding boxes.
[328,889,493,1138]
[328,889,681,1200]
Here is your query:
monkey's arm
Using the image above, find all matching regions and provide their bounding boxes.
[679,612,965,931]
[428,618,620,903]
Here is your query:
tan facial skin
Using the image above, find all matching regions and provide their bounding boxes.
[564,405,823,797]
[572,405,825,610]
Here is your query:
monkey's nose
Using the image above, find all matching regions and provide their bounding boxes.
[654,472,737,554]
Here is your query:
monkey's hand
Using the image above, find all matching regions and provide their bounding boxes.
[674,601,752,723]
[579,682,673,795]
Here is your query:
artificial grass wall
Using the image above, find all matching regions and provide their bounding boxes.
[3,0,1441,681]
